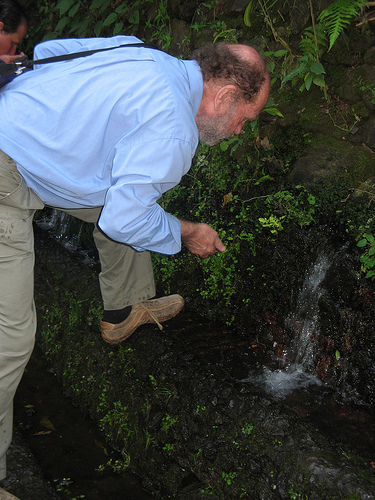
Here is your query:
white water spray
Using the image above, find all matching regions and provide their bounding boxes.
[242,251,335,399]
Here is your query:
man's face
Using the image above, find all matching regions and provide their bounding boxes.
[196,103,240,146]
[0,21,27,56]
[196,91,268,146]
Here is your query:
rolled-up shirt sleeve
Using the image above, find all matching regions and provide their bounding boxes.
[98,135,195,255]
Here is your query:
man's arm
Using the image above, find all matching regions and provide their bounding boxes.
[180,220,226,259]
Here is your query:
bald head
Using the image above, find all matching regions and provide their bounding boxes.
[193,43,270,146]
[191,42,270,104]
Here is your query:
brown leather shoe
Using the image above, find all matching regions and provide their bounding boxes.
[0,488,20,500]
[101,294,184,344]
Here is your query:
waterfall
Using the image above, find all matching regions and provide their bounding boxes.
[242,249,341,399]
[35,208,98,266]
[285,252,332,372]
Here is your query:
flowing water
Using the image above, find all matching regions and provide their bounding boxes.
[242,248,344,399]
[35,209,98,266]
[236,246,375,463]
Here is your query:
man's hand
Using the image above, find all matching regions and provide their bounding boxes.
[0,53,25,64]
[180,220,226,259]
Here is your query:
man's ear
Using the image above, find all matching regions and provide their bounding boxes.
[214,84,238,112]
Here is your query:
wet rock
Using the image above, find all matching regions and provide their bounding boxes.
[287,145,347,188]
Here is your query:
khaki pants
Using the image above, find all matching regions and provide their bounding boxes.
[0,150,155,479]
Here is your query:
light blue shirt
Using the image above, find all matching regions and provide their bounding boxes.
[0,36,203,254]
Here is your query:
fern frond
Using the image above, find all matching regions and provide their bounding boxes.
[300,25,327,58]
[318,0,368,51]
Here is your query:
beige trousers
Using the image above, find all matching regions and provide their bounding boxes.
[0,150,155,479]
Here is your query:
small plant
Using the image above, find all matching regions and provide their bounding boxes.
[144,429,158,449]
[109,455,131,473]
[359,80,375,104]
[201,485,215,496]
[162,443,174,455]
[357,229,375,279]
[161,414,178,432]
[97,456,131,474]
[99,401,133,442]
[259,214,285,234]
[280,23,327,95]
[54,477,85,499]
[222,471,236,485]
[241,422,254,435]
[288,488,303,500]
[145,0,172,49]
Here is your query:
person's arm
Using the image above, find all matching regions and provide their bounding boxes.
[180,220,226,259]
[99,137,193,255]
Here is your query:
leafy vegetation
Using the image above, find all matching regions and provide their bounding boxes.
[357,226,375,279]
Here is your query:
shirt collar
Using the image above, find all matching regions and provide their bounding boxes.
[181,59,203,117]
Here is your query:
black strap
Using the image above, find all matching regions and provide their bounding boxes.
[0,42,161,78]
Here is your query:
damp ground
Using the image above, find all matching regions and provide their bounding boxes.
[2,319,375,499]
[8,344,154,500]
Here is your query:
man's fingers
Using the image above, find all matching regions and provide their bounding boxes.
[216,238,226,253]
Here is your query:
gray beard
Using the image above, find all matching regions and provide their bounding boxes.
[196,114,233,146]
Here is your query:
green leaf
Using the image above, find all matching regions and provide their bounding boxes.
[74,18,91,37]
[267,61,275,73]
[68,3,81,17]
[274,49,288,57]
[113,22,124,35]
[220,141,229,151]
[307,195,316,205]
[264,107,283,117]
[265,97,275,107]
[310,62,326,75]
[365,233,375,243]
[313,74,326,87]
[55,16,70,33]
[115,3,130,15]
[335,350,341,360]
[129,10,140,24]
[243,0,255,28]
[369,246,375,256]
[318,0,365,51]
[90,0,104,10]
[103,12,117,27]
[305,72,313,91]
[281,68,300,87]
[94,20,103,36]
[98,0,112,14]
[56,0,75,16]
[357,238,367,247]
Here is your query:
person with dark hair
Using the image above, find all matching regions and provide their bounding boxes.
[0,35,269,488]
[0,0,27,63]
